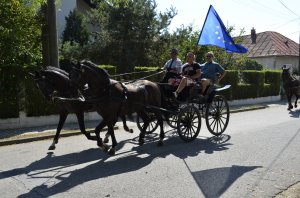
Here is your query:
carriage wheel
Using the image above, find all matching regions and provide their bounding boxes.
[136,112,159,134]
[166,113,178,128]
[205,95,230,136]
[177,105,201,142]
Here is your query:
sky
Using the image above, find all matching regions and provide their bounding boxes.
[155,0,300,44]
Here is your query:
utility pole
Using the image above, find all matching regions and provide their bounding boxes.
[41,0,59,67]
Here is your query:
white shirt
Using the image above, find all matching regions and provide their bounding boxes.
[163,58,182,73]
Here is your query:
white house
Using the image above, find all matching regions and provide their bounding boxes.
[241,28,299,71]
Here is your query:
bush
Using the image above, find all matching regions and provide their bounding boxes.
[0,65,22,118]
[262,70,281,96]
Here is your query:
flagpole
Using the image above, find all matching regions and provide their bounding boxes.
[196,5,212,46]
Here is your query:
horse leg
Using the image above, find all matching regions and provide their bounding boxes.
[76,111,97,141]
[107,124,118,156]
[95,120,109,152]
[287,93,293,110]
[294,95,298,108]
[155,112,165,147]
[138,111,149,146]
[122,115,133,133]
[104,115,133,143]
[48,111,68,150]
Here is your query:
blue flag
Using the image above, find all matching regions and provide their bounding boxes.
[198,5,248,53]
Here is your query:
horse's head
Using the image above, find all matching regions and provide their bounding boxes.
[69,61,85,87]
[29,71,55,101]
[282,67,292,82]
[70,60,111,94]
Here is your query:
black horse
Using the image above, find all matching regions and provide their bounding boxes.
[30,66,134,150]
[30,67,99,150]
[70,60,165,155]
[282,67,300,110]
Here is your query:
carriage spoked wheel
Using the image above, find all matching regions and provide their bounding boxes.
[205,95,230,136]
[166,113,178,128]
[136,111,159,134]
[177,105,201,142]
[166,103,188,128]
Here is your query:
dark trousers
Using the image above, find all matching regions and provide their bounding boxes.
[160,72,180,83]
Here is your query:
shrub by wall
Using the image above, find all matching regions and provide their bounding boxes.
[262,70,281,96]
[0,65,22,118]
[220,70,239,100]
[99,65,116,75]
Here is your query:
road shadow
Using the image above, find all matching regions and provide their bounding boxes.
[1,131,234,198]
[192,165,262,198]
[288,109,300,118]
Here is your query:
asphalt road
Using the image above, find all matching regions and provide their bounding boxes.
[0,102,299,198]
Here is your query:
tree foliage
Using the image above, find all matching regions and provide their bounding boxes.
[0,0,44,67]
[62,9,89,46]
[86,0,176,72]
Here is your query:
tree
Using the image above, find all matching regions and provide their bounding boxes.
[87,0,176,72]
[62,9,89,46]
[0,0,44,67]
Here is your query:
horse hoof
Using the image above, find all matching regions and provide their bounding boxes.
[139,139,145,146]
[157,140,164,147]
[99,144,109,152]
[103,137,109,143]
[108,148,116,156]
[48,145,56,150]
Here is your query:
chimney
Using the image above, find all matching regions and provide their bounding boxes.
[251,28,256,44]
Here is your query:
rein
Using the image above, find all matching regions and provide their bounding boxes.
[110,70,159,78]
[124,70,164,84]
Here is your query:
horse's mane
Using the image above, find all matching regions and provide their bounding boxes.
[46,66,69,77]
[40,69,70,84]
[80,60,110,78]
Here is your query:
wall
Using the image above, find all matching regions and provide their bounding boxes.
[254,56,299,71]
[56,0,76,39]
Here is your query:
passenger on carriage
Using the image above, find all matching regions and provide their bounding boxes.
[200,51,226,95]
[159,48,182,84]
[173,52,201,98]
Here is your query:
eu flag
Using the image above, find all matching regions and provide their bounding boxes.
[198,5,248,53]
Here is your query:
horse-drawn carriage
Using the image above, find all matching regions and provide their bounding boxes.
[136,82,230,142]
[30,60,230,155]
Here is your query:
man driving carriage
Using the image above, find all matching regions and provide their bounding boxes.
[159,48,182,83]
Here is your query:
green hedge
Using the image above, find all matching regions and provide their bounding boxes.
[99,65,116,75]
[0,65,22,118]
[220,70,239,100]
[263,70,281,96]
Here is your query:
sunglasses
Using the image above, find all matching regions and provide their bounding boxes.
[206,56,212,58]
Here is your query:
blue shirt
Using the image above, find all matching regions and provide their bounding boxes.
[200,61,225,83]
